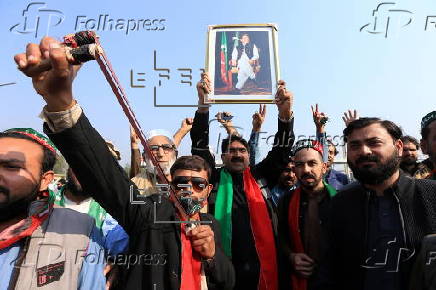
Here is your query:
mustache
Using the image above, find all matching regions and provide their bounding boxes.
[301,174,316,180]
[231,157,244,163]
[355,155,380,165]
[0,185,10,195]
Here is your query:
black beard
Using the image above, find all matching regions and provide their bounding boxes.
[0,182,40,222]
[401,157,417,166]
[348,150,400,185]
[299,173,321,191]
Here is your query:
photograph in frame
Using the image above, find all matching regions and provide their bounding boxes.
[205,24,280,103]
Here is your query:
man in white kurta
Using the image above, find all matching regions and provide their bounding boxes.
[231,34,259,90]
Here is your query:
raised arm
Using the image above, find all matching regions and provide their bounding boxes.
[191,73,215,169]
[15,36,175,235]
[255,81,295,184]
[342,109,359,127]
[129,125,141,178]
[249,104,266,167]
[215,112,240,137]
[173,117,193,147]
[311,104,329,163]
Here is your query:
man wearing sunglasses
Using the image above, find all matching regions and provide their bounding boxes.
[15,36,235,290]
[192,73,295,290]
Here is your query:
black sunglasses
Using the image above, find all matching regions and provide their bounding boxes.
[171,176,209,191]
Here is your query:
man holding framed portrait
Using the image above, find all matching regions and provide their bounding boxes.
[191,70,294,290]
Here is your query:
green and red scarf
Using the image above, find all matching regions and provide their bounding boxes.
[215,167,278,290]
[0,128,56,250]
[0,191,54,250]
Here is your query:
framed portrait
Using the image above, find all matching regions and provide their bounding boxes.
[205,23,280,104]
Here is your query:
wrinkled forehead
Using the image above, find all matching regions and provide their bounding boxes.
[148,135,173,146]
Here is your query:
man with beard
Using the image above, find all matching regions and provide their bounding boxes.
[271,157,297,206]
[277,140,337,290]
[130,128,179,195]
[419,111,436,180]
[0,128,106,289]
[316,117,436,290]
[399,135,420,176]
[15,36,235,290]
[191,72,295,289]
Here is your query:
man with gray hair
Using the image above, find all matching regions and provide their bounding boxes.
[130,119,193,195]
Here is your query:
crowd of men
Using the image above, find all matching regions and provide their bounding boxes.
[0,36,436,290]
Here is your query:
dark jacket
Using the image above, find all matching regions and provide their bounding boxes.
[408,234,436,290]
[190,110,295,289]
[45,113,235,290]
[277,186,333,290]
[315,173,436,290]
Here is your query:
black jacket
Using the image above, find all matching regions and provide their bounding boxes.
[315,173,436,290]
[46,112,235,290]
[277,187,333,290]
[190,110,295,289]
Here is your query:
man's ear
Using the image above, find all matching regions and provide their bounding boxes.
[39,170,54,192]
[421,138,428,155]
[206,184,213,196]
[321,162,328,175]
[395,139,404,157]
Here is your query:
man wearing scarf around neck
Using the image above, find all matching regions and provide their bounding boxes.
[15,36,235,290]
[0,128,106,289]
[191,73,295,290]
[277,139,337,290]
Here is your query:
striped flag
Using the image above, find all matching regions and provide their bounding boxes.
[220,32,229,85]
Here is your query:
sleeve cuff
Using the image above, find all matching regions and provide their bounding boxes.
[278,112,294,123]
[39,101,82,133]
